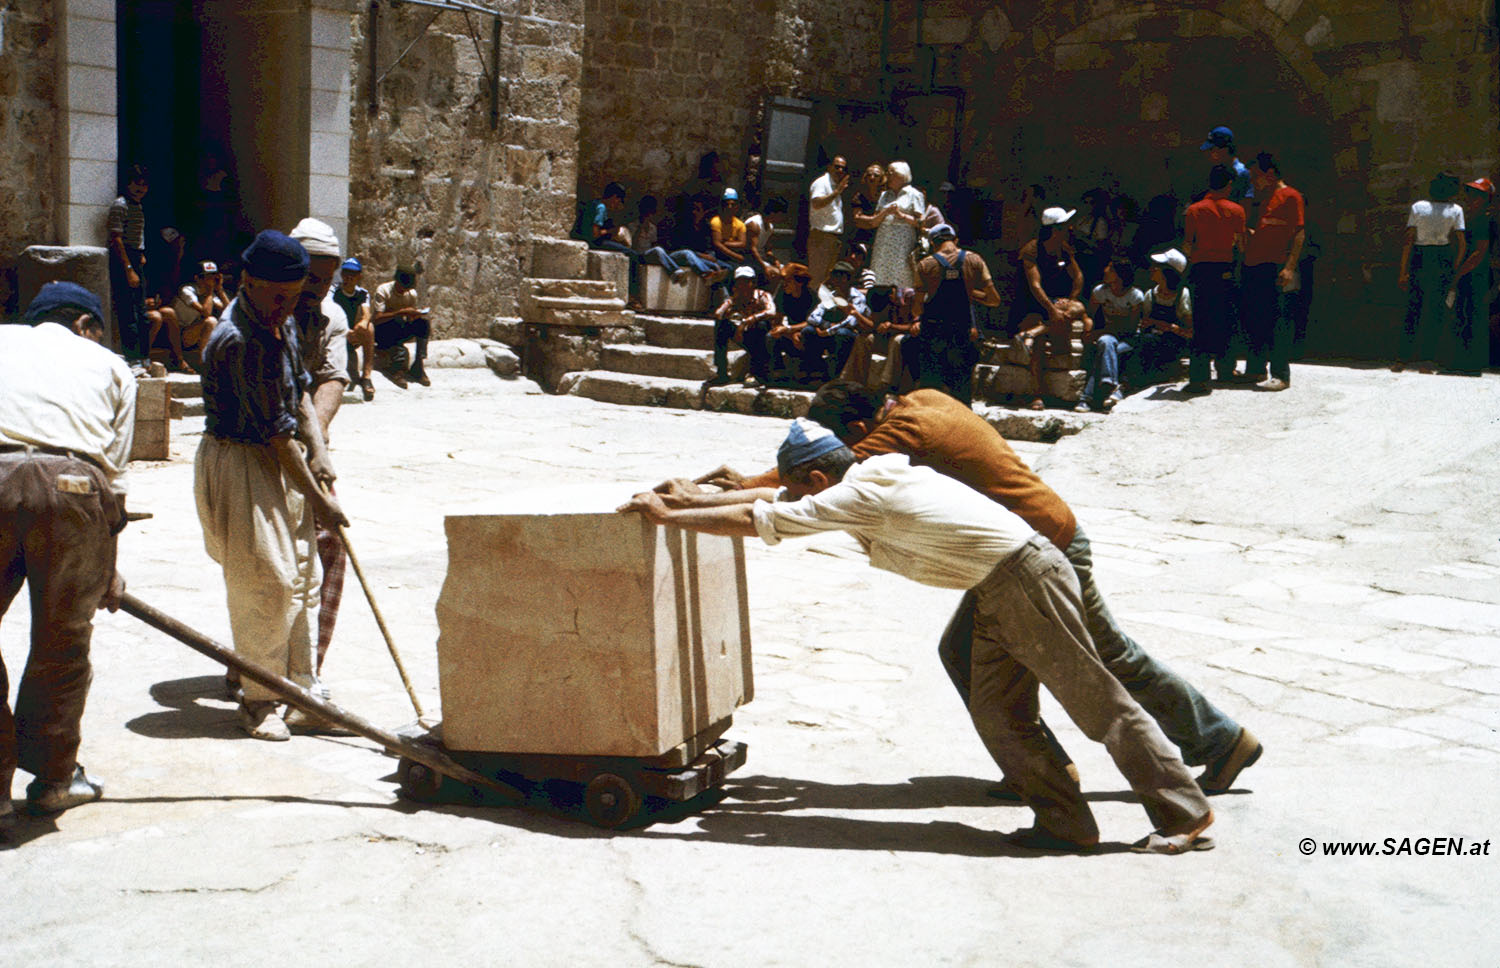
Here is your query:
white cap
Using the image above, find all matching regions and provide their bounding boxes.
[1040,206,1076,226]
[1150,248,1187,274]
[733,265,756,280]
[289,217,342,257]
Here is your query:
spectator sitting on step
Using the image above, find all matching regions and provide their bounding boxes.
[768,263,816,383]
[1019,297,1087,412]
[710,188,750,283]
[369,264,432,388]
[1078,257,1147,412]
[627,194,662,257]
[710,265,777,388]
[332,258,376,400]
[588,181,645,310]
[142,289,191,374]
[801,261,871,383]
[744,196,788,285]
[170,260,230,372]
[650,192,728,282]
[845,242,876,293]
[1126,248,1195,392]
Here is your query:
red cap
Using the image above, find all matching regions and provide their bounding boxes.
[1467,177,1495,196]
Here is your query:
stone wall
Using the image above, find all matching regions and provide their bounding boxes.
[576,0,884,203]
[0,0,59,311]
[575,0,1498,359]
[346,1,584,337]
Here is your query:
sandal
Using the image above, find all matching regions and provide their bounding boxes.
[1130,809,1215,855]
[174,359,197,375]
[361,378,375,401]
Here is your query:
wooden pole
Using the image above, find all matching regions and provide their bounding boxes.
[119,593,522,805]
[334,520,427,722]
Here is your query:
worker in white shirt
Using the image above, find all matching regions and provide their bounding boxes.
[0,282,136,824]
[620,418,1215,855]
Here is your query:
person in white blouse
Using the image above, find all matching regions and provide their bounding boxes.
[620,418,1215,855]
[1396,172,1467,372]
[865,160,926,291]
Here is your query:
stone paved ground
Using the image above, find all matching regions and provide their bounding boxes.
[4,364,1499,966]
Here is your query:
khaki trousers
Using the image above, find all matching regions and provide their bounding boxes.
[194,436,320,702]
[952,535,1209,842]
[807,230,844,294]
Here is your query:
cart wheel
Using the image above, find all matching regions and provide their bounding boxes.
[397,758,445,802]
[584,772,641,828]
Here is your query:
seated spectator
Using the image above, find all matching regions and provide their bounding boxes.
[143,291,190,373]
[627,194,663,257]
[711,266,776,387]
[744,196,788,284]
[876,286,920,394]
[710,188,749,280]
[370,264,432,388]
[1019,297,1087,411]
[1078,257,1147,411]
[768,263,816,382]
[333,257,376,400]
[846,242,876,293]
[801,261,871,382]
[171,259,230,370]
[1126,248,1194,389]
[647,192,727,281]
[588,181,644,310]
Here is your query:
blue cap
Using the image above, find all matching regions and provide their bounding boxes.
[23,281,105,325]
[722,187,738,201]
[927,222,956,242]
[1200,125,1234,150]
[777,417,846,476]
[241,229,309,282]
[341,257,362,273]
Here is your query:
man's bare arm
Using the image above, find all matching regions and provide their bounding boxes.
[618,492,757,537]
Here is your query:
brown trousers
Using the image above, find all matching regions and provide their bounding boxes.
[0,450,119,790]
[944,535,1209,842]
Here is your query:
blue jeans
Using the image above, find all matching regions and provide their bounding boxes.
[643,247,721,277]
[1081,334,1134,403]
[938,526,1242,767]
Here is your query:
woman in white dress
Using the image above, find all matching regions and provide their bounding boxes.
[866,160,926,290]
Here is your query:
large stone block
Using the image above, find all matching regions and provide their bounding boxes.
[130,378,170,461]
[530,238,589,279]
[587,249,631,298]
[15,245,112,341]
[434,510,753,756]
[642,264,712,313]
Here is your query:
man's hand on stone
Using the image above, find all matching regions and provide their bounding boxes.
[653,477,703,506]
[617,491,670,524]
[694,465,744,490]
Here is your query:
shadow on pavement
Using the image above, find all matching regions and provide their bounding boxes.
[125,675,244,741]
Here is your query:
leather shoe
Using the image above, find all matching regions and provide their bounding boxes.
[26,765,104,815]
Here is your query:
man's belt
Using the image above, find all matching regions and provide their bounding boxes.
[0,441,104,471]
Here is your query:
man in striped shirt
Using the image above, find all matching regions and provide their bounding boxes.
[107,164,151,364]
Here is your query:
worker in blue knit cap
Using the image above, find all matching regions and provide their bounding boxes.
[194,229,348,741]
[619,417,1215,856]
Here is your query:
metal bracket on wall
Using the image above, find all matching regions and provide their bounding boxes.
[368,0,505,129]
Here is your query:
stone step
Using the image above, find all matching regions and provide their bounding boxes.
[600,343,738,382]
[638,314,716,350]
[528,304,636,327]
[557,371,1092,440]
[974,363,1088,402]
[979,339,1086,369]
[519,292,630,323]
[523,278,621,301]
[557,371,813,418]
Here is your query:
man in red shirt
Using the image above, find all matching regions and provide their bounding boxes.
[1242,153,1305,391]
[1182,165,1247,393]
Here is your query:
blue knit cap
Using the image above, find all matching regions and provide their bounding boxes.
[777,417,846,476]
[23,281,104,325]
[242,230,309,282]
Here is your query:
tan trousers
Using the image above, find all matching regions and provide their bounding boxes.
[194,436,320,702]
[806,230,844,294]
[955,535,1209,842]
